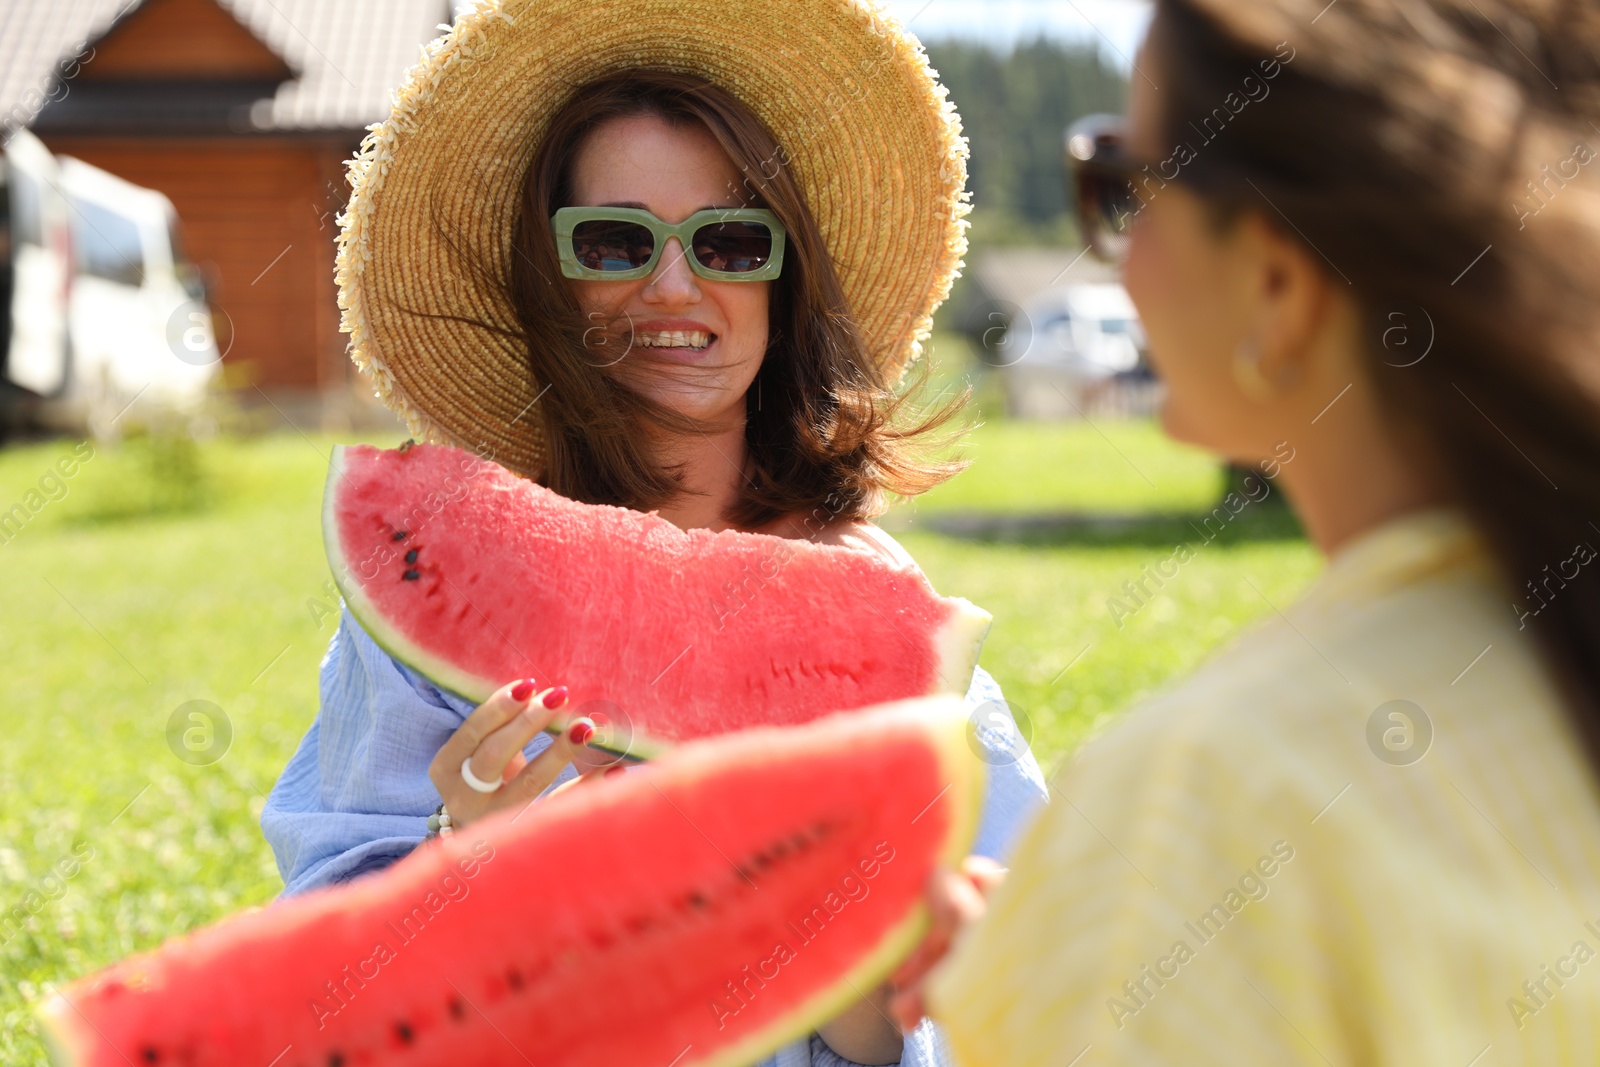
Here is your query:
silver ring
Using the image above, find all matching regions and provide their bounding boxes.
[460,756,503,794]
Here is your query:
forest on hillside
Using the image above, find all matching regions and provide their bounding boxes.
[922,36,1129,244]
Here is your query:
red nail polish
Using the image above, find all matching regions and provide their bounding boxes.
[567,717,595,746]
[604,764,627,778]
[543,685,569,710]
[509,679,536,703]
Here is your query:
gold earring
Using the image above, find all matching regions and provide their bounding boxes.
[1232,337,1292,403]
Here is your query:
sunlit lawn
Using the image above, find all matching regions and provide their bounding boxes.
[0,354,1319,1059]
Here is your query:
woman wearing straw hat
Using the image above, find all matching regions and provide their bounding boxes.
[887,0,1600,1061]
[262,1,1047,1063]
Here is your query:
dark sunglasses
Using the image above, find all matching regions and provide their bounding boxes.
[1065,114,1141,265]
[550,206,786,282]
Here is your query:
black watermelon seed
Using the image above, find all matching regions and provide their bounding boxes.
[688,891,709,910]
[391,530,408,541]
[140,1049,158,1064]
[449,997,466,1021]
[405,549,419,564]
[507,969,524,991]
[328,1054,345,1067]
[403,569,420,581]
[395,1022,414,1044]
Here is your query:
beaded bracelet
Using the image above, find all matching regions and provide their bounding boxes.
[425,803,454,840]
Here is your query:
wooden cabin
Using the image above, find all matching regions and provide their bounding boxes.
[0,0,451,424]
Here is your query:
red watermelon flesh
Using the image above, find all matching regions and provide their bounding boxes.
[322,443,991,757]
[39,698,984,1067]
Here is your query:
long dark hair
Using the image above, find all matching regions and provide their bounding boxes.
[1152,0,1600,764]
[507,68,965,529]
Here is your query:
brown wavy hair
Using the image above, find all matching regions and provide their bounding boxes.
[505,68,966,529]
[1151,0,1600,765]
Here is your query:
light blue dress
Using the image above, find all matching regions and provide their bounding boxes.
[263,604,1048,1067]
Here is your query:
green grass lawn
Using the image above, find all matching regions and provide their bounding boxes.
[909,417,1227,516]
[0,372,1319,1059]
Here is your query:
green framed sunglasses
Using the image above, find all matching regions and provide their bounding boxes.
[550,206,786,282]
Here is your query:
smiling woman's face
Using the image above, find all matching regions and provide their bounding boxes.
[566,112,771,426]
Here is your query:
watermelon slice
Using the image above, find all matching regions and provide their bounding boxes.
[40,698,984,1067]
[323,443,991,757]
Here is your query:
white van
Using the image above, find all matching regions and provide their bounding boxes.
[1012,284,1145,378]
[0,129,73,421]
[56,156,220,430]
[998,282,1153,419]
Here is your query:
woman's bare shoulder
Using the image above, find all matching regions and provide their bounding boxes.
[754,511,920,571]
[805,520,920,571]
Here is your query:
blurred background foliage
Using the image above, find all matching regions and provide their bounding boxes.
[926,37,1127,228]
[922,37,1128,335]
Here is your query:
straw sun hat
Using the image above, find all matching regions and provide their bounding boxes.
[335,0,974,478]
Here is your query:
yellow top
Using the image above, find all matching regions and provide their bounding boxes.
[928,509,1600,1065]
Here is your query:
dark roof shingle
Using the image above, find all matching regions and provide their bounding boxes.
[0,0,450,134]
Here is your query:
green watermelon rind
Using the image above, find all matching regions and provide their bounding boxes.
[322,444,993,763]
[933,596,994,696]
[35,1007,81,1067]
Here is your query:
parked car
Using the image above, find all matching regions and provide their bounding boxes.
[58,156,220,430]
[0,130,219,436]
[0,129,72,427]
[997,282,1155,419]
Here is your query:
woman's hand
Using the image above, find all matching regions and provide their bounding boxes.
[427,679,598,828]
[887,856,1006,1032]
